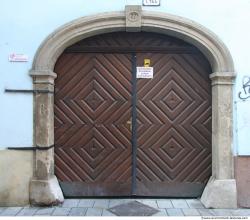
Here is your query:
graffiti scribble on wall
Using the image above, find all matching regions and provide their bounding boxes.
[238,76,250,100]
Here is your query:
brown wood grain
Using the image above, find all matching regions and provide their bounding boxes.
[136,52,212,196]
[54,53,132,196]
[54,32,212,197]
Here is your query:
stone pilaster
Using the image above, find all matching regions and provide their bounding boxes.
[201,72,237,208]
[29,70,64,206]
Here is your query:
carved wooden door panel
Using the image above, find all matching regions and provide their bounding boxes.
[136,52,212,196]
[54,32,212,197]
[54,53,132,196]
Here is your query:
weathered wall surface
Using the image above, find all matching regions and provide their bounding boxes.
[0,150,33,206]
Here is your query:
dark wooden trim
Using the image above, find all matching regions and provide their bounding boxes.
[59,181,131,197]
[64,46,199,54]
[136,181,206,197]
[131,53,138,196]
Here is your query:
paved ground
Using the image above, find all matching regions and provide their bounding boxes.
[1,199,250,216]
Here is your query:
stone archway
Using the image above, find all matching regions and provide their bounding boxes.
[29,6,236,208]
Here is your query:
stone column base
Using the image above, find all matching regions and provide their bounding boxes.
[201,177,237,208]
[30,175,64,206]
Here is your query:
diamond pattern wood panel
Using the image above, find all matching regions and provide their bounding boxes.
[136,53,212,196]
[54,53,132,196]
[54,32,212,197]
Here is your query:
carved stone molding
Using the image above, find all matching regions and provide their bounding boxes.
[31,11,234,74]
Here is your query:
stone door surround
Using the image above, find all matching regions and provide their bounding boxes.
[29,6,236,208]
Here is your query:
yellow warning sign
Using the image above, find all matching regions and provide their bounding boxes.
[144,59,151,67]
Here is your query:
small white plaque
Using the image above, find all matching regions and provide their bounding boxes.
[9,53,28,62]
[143,0,160,6]
[137,67,153,78]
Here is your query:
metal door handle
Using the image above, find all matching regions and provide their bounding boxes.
[126,120,132,132]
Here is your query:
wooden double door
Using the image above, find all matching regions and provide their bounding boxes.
[54,32,212,197]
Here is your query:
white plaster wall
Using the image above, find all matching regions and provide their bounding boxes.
[0,0,249,154]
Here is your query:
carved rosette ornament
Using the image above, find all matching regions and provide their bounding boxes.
[128,11,140,22]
